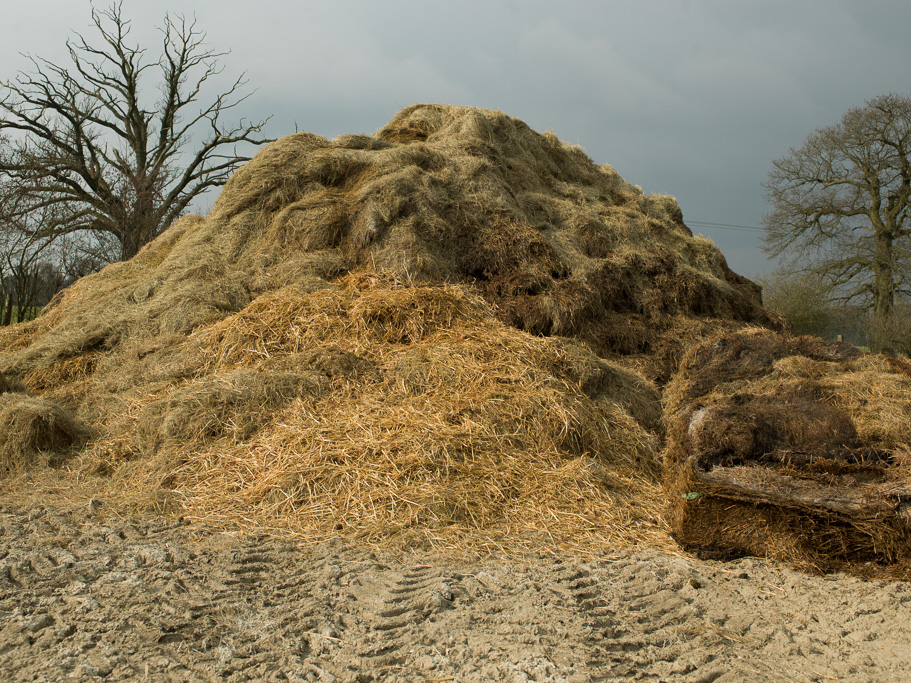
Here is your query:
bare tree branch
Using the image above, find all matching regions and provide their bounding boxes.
[763,93,911,330]
[0,173,68,325]
[0,1,273,262]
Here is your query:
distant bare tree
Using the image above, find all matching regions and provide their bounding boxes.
[757,269,837,339]
[0,180,61,324]
[55,231,121,281]
[0,2,272,261]
[763,93,911,343]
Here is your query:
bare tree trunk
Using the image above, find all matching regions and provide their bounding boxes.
[119,227,144,261]
[1,291,11,326]
[873,231,895,320]
[871,231,897,351]
[13,262,40,320]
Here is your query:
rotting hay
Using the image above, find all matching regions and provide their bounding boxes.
[663,328,911,576]
[0,393,87,475]
[0,104,781,387]
[0,104,785,555]
[0,372,26,395]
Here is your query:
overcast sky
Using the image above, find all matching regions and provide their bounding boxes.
[3,1,910,277]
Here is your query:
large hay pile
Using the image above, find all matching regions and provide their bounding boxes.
[0,104,781,553]
[664,328,911,575]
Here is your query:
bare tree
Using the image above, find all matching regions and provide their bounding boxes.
[757,269,838,339]
[763,93,911,334]
[56,231,121,281]
[0,180,62,325]
[0,2,272,262]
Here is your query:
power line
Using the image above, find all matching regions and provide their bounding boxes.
[687,220,765,233]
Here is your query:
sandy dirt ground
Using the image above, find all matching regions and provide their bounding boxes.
[2,500,910,683]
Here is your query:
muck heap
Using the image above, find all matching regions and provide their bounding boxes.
[1,104,909,575]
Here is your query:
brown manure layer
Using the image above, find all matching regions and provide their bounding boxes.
[0,104,783,554]
[663,328,911,576]
[0,372,26,395]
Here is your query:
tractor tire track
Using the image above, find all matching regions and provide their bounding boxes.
[1,502,910,681]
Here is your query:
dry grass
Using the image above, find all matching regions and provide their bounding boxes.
[5,105,904,571]
[78,275,669,553]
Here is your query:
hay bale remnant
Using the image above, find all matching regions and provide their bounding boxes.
[664,328,911,574]
[0,394,87,475]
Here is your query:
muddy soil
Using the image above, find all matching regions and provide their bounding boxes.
[1,501,910,682]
